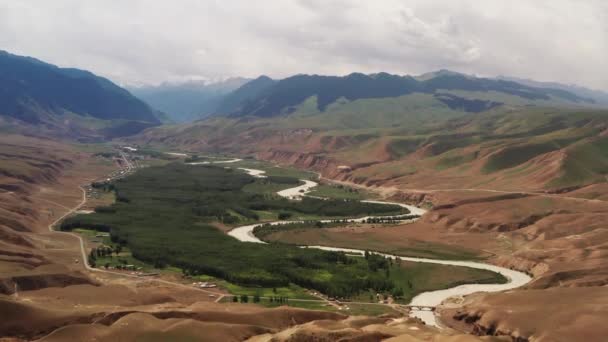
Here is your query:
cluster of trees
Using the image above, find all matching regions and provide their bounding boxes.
[365,251,390,272]
[63,164,413,299]
[184,155,210,163]
[91,246,114,258]
[364,215,420,224]
[247,197,405,218]
[91,181,115,192]
[231,294,278,304]
[88,245,124,268]
[253,220,346,239]
[93,152,119,158]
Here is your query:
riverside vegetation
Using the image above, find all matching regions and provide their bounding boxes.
[61,163,505,300]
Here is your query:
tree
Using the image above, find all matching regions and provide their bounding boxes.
[88,249,97,267]
[240,294,249,303]
[278,212,292,220]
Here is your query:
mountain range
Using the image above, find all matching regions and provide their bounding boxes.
[129,69,606,124]
[220,70,596,119]
[2,49,607,142]
[4,50,608,342]
[497,75,608,106]
[0,50,161,140]
[131,70,608,191]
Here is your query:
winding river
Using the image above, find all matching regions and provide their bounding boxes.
[192,164,532,327]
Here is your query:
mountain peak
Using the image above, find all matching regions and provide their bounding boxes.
[416,69,470,81]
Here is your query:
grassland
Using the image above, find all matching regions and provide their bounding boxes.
[263,228,483,261]
[383,261,506,303]
[548,136,608,187]
[138,106,608,191]
[307,183,368,200]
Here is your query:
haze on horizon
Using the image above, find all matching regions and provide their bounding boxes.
[1,0,606,91]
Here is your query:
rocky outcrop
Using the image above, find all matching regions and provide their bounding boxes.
[0,272,96,295]
[388,191,436,208]
[452,311,530,342]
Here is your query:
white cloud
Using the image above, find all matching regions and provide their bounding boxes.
[0,0,606,90]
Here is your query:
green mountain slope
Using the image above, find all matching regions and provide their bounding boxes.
[132,106,608,191]
[218,71,596,119]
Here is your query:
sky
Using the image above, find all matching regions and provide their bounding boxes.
[1,0,606,90]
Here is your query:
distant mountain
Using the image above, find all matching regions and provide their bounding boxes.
[129,78,250,123]
[0,50,161,140]
[214,76,276,115]
[497,76,608,106]
[218,71,596,118]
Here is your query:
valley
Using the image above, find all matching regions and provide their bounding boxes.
[60,154,508,311]
[5,110,608,340]
[1,46,608,341]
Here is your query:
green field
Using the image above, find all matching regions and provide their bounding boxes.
[307,183,368,200]
[263,228,483,261]
[163,107,608,191]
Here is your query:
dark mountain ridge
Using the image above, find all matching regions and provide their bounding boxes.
[0,50,160,139]
[219,71,595,118]
[214,75,276,115]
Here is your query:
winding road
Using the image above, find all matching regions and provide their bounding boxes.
[228,167,532,327]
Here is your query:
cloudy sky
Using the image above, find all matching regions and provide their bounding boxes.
[1,0,606,90]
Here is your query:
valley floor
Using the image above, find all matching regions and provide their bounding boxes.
[3,140,608,341]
